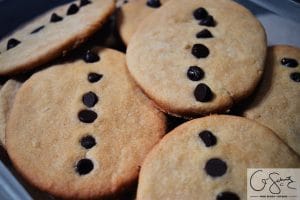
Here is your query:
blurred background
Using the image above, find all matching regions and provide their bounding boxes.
[0,0,74,40]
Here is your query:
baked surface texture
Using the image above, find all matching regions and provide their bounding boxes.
[6,48,166,199]
[137,115,300,200]
[117,0,168,45]
[0,80,21,147]
[0,0,115,75]
[126,0,267,117]
[244,45,300,155]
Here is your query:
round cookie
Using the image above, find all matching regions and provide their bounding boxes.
[0,80,21,147]
[137,115,300,200]
[126,0,267,117]
[117,0,168,45]
[6,48,166,199]
[0,0,115,75]
[244,45,300,155]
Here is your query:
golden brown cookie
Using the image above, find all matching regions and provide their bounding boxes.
[244,45,300,155]
[116,0,168,45]
[137,115,300,200]
[6,48,166,199]
[0,80,21,147]
[0,0,115,75]
[126,0,267,117]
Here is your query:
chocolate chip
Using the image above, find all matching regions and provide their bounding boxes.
[281,58,298,68]
[196,29,213,38]
[193,7,208,20]
[83,50,100,63]
[80,135,96,149]
[187,66,204,81]
[7,38,21,50]
[199,130,217,147]
[290,72,300,82]
[30,25,45,34]
[199,15,215,27]
[194,83,213,102]
[88,73,103,83]
[191,44,209,58]
[82,92,98,108]
[76,159,94,175]
[80,0,91,7]
[67,4,79,15]
[205,158,227,177]
[50,13,63,23]
[146,0,161,8]
[78,110,97,123]
[217,192,240,200]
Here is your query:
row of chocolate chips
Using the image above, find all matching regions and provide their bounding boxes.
[5,0,92,51]
[190,7,215,102]
[281,58,300,82]
[76,50,101,176]
[199,130,240,200]
[193,7,215,27]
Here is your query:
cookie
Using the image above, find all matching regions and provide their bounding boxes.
[244,45,300,155]
[0,0,115,75]
[126,0,267,117]
[0,80,21,147]
[137,115,300,200]
[117,0,168,45]
[6,48,166,199]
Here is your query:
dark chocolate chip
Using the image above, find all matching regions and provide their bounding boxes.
[199,130,217,147]
[146,0,161,8]
[193,7,208,20]
[88,73,103,83]
[30,25,45,34]
[82,92,98,108]
[187,66,204,81]
[290,72,300,82]
[76,159,94,175]
[80,0,91,7]
[205,158,227,177]
[191,44,209,58]
[196,29,213,38]
[80,135,96,149]
[7,38,21,50]
[217,192,240,200]
[281,58,298,68]
[67,4,79,15]
[50,13,63,23]
[83,50,100,63]
[194,83,213,102]
[199,15,215,27]
[78,110,97,123]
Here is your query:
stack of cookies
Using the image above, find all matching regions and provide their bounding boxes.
[0,0,299,199]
